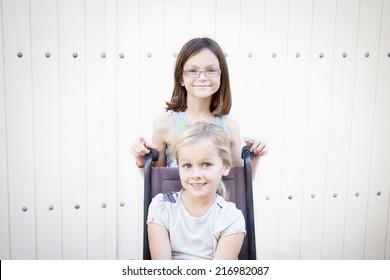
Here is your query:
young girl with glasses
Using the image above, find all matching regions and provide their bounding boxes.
[131,37,267,176]
[147,122,245,260]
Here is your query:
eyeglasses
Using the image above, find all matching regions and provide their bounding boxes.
[182,68,221,78]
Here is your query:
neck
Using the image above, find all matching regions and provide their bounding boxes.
[186,94,212,115]
[181,191,216,217]
[185,99,215,124]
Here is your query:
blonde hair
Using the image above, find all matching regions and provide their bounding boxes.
[172,122,232,200]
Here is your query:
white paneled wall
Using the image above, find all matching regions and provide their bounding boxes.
[0,0,389,260]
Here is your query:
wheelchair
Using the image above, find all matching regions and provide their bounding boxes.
[143,146,256,260]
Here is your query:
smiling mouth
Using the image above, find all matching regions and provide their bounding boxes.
[190,183,206,187]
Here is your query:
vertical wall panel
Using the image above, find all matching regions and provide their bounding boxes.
[302,0,336,260]
[343,0,383,259]
[237,1,265,256]
[364,0,390,260]
[116,0,140,259]
[30,0,62,259]
[85,0,117,259]
[190,0,216,38]
[164,0,191,103]
[138,0,165,137]
[215,0,241,117]
[237,0,264,136]
[138,0,166,259]
[320,0,360,260]
[279,0,312,260]
[256,0,289,259]
[58,0,87,259]
[2,0,36,259]
[0,0,10,260]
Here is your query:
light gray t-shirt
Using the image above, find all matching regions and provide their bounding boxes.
[147,190,246,260]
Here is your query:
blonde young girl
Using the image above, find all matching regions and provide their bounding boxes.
[131,37,267,176]
[147,122,245,260]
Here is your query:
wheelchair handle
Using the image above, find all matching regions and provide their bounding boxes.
[146,149,159,162]
[241,145,251,160]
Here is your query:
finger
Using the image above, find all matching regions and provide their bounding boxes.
[145,142,159,150]
[254,143,269,157]
[132,141,150,156]
[250,139,262,152]
[243,137,255,146]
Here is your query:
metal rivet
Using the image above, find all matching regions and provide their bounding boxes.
[288,195,293,200]
[342,52,347,58]
[224,52,228,57]
[271,52,277,58]
[119,53,125,59]
[333,193,338,198]
[101,203,107,208]
[311,194,315,199]
[355,192,360,197]
[72,52,78,58]
[146,52,152,58]
[173,52,178,58]
[120,201,125,207]
[48,205,54,210]
[319,53,324,58]
[17,52,23,58]
[377,191,381,196]
[365,52,370,58]
[100,52,106,58]
[265,196,270,201]
[75,204,80,209]
[248,52,253,58]
[22,206,27,212]
[295,52,300,58]
[45,52,51,58]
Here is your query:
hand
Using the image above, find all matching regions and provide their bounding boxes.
[131,137,158,163]
[243,137,268,158]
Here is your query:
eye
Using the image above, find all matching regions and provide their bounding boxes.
[203,162,212,168]
[207,69,218,74]
[187,69,198,74]
[182,163,192,169]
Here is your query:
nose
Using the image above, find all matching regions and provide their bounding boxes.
[190,167,202,179]
[198,71,208,80]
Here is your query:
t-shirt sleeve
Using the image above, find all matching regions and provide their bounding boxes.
[147,193,169,230]
[215,202,246,238]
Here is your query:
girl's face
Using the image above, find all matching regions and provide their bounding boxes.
[181,49,221,102]
[177,139,230,201]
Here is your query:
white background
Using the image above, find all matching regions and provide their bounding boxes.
[0,0,389,260]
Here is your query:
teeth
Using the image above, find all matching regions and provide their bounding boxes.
[191,183,205,187]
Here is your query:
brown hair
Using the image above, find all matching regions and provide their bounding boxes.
[165,37,232,115]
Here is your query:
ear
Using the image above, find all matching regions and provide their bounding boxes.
[222,165,230,176]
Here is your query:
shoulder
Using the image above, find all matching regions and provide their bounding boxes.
[153,113,175,134]
[213,196,245,235]
[148,192,180,215]
[215,195,242,215]
[151,191,180,205]
[224,117,240,136]
[153,113,177,145]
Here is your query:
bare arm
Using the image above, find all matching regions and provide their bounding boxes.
[213,233,245,260]
[148,223,172,260]
[243,137,268,179]
[130,115,173,177]
[226,118,244,168]
[226,117,268,178]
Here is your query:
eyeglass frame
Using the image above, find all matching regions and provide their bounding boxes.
[182,68,222,78]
